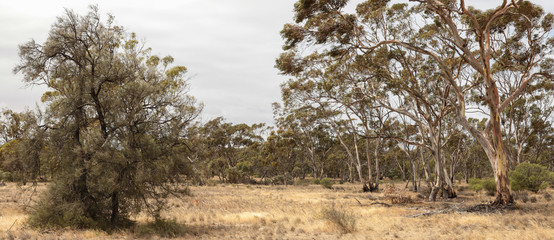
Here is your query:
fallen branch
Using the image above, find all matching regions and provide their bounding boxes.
[8,219,18,232]
[407,209,451,218]
[370,202,392,207]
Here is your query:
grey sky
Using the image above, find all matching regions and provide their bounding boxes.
[1,1,553,125]
[0,0,297,125]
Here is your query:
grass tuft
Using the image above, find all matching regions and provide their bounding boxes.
[134,218,187,238]
[319,204,356,234]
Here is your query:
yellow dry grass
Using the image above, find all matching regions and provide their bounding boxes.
[0,181,553,239]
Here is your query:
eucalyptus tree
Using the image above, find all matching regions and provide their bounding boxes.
[193,117,266,183]
[278,0,459,198]
[261,128,302,182]
[280,0,554,205]
[0,110,46,183]
[502,83,554,166]
[273,103,336,179]
[277,22,391,191]
[405,0,554,205]
[14,6,201,228]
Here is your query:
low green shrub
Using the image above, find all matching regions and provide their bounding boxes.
[312,178,321,185]
[272,175,293,185]
[0,171,12,181]
[320,178,334,189]
[468,178,496,195]
[510,163,553,193]
[261,178,272,185]
[294,178,311,186]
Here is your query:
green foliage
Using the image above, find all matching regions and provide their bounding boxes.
[293,178,311,186]
[319,204,356,234]
[312,178,321,185]
[29,183,107,229]
[510,163,553,193]
[16,6,200,230]
[184,117,266,184]
[261,178,272,185]
[0,171,10,181]
[468,178,496,195]
[225,167,243,184]
[320,178,334,189]
[134,219,187,238]
[272,175,293,185]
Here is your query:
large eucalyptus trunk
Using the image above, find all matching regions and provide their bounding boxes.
[489,101,513,205]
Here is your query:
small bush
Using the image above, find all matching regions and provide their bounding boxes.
[530,196,537,203]
[261,178,272,185]
[510,163,553,193]
[468,178,496,195]
[294,179,311,186]
[319,205,356,233]
[1,171,12,182]
[320,178,334,189]
[134,218,187,238]
[205,179,218,186]
[225,167,247,184]
[312,178,321,185]
[272,175,293,185]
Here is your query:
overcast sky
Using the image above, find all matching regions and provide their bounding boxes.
[1,0,553,125]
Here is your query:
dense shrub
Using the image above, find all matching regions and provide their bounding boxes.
[225,167,244,184]
[509,163,553,193]
[294,178,311,186]
[272,175,293,185]
[261,178,272,185]
[28,183,107,229]
[320,178,334,189]
[312,178,321,185]
[468,178,496,195]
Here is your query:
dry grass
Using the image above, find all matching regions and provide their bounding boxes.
[0,181,553,239]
